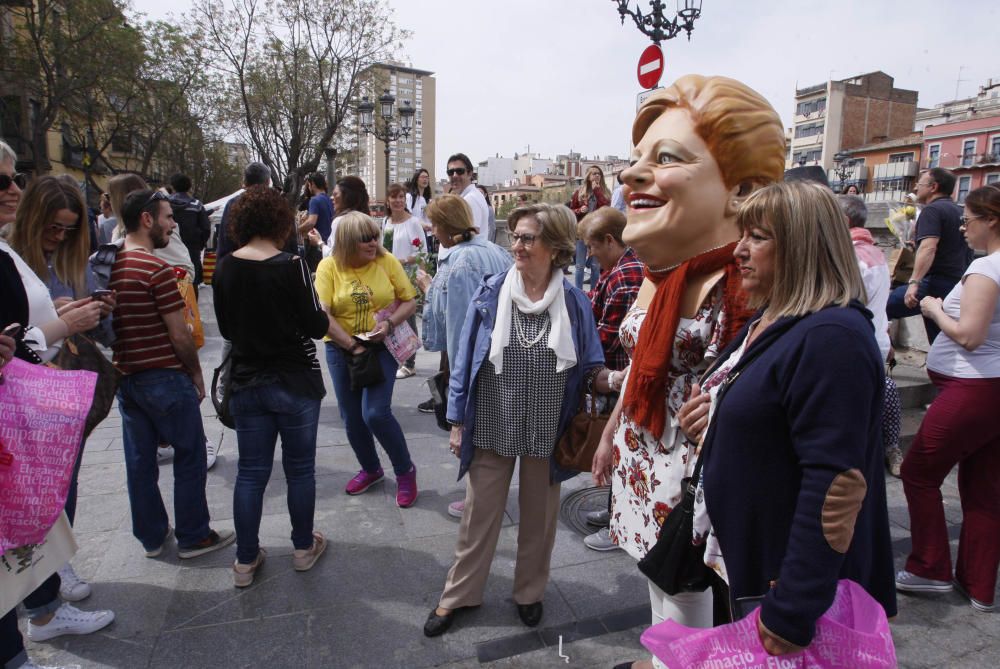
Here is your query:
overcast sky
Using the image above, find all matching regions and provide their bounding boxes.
[134,0,998,171]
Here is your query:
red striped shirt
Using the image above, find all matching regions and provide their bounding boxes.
[110,249,185,374]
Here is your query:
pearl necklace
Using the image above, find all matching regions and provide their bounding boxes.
[646,242,733,274]
[513,307,546,348]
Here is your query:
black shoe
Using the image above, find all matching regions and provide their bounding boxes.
[418,398,436,414]
[424,608,456,637]
[517,601,543,627]
[613,663,636,669]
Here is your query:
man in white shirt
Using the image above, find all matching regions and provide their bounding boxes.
[445,153,489,254]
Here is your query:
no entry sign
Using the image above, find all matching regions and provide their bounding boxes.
[636,44,664,90]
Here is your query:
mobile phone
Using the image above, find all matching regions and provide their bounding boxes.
[91,289,113,300]
[2,323,21,339]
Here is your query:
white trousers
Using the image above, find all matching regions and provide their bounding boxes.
[647,579,713,669]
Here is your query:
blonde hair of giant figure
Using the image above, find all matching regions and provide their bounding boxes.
[738,181,866,316]
[631,74,786,193]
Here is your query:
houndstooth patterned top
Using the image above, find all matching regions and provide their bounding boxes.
[473,307,568,458]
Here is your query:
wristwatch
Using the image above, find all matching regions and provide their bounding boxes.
[907,279,920,286]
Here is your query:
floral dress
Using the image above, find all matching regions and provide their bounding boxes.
[609,284,729,561]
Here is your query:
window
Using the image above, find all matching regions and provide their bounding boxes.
[961,140,975,166]
[956,175,972,204]
[794,122,824,139]
[927,144,940,168]
[791,149,822,164]
[990,136,1000,161]
[795,97,826,116]
[986,174,1000,185]
[888,152,914,163]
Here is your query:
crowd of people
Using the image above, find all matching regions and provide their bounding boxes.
[1,67,998,668]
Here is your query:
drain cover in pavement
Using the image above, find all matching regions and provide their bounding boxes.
[560,485,611,536]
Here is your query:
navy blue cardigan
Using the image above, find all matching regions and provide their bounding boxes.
[702,302,897,647]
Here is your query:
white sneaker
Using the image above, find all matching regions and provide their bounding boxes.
[447,500,465,518]
[57,563,91,602]
[395,366,415,379]
[206,438,218,471]
[26,603,115,642]
[583,527,621,552]
[157,445,174,463]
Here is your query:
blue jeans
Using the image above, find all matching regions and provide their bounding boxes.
[117,368,210,550]
[886,274,959,344]
[230,383,321,564]
[574,240,599,291]
[325,344,413,476]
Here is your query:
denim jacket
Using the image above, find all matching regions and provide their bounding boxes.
[447,270,605,484]
[421,236,512,369]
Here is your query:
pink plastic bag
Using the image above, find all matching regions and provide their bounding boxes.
[0,358,97,551]
[642,580,896,668]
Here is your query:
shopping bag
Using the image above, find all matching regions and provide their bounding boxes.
[175,274,205,348]
[641,579,896,668]
[202,250,217,285]
[0,358,96,551]
[375,300,421,366]
[0,513,78,617]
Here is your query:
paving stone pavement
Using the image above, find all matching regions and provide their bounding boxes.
[16,287,999,668]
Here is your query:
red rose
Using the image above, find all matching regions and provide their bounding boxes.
[411,238,421,248]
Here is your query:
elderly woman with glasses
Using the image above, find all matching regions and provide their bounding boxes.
[423,203,604,637]
[314,211,419,508]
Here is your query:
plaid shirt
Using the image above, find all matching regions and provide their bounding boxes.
[588,247,644,371]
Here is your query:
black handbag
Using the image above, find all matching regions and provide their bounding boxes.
[52,334,122,439]
[636,451,713,595]
[427,371,450,432]
[211,350,235,429]
[346,343,385,391]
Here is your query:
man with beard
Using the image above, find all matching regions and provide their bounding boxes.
[110,189,234,560]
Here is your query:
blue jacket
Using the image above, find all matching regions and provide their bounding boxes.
[447,271,605,483]
[702,302,897,648]
[422,236,512,370]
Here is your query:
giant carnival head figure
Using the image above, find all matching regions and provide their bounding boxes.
[620,74,786,269]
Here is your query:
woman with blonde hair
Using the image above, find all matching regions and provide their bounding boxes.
[678,181,896,656]
[414,193,512,514]
[424,203,604,637]
[314,211,419,507]
[589,75,786,669]
[569,165,611,290]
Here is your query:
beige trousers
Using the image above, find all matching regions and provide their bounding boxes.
[438,448,562,609]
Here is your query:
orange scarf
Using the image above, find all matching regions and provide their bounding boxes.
[623,243,751,440]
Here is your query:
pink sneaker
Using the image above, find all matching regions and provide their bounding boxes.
[396,465,418,508]
[345,467,384,495]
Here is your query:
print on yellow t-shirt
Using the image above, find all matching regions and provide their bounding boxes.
[314,253,417,339]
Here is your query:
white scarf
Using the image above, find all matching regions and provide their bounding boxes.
[489,266,577,374]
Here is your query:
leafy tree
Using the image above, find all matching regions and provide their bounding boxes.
[194,0,404,200]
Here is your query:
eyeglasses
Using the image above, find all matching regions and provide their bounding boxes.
[0,173,26,191]
[45,222,79,235]
[915,181,933,188]
[510,233,538,248]
[960,214,983,225]
[359,234,378,243]
[446,167,467,177]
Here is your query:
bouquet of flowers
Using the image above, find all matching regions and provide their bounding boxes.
[884,201,918,247]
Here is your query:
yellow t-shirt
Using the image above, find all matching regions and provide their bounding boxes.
[314,253,417,339]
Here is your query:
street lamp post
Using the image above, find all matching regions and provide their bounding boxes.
[833,151,855,191]
[356,88,415,204]
[611,0,703,44]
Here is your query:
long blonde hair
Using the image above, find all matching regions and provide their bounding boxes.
[8,175,90,295]
[108,173,148,240]
[738,181,865,317]
[577,165,607,202]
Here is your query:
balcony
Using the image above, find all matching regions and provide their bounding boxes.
[874,161,918,180]
[952,152,1000,170]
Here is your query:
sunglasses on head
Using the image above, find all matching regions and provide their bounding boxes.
[0,173,27,191]
[141,190,169,211]
[446,167,467,177]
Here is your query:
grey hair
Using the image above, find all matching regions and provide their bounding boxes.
[0,140,16,166]
[836,194,868,229]
[244,162,271,187]
[507,203,577,269]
